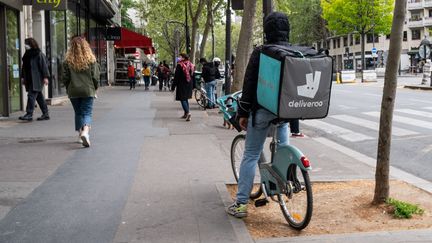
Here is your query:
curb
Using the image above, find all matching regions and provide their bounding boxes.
[215,183,254,243]
[404,85,432,90]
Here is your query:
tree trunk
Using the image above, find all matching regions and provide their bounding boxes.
[373,0,407,205]
[231,0,258,92]
[199,0,213,60]
[360,32,366,82]
[188,0,205,64]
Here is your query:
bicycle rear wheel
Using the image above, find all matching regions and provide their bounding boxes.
[230,134,262,199]
[278,164,313,230]
[194,89,207,108]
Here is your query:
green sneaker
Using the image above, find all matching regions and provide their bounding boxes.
[226,202,248,218]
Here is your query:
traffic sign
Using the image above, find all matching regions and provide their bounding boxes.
[371,47,377,54]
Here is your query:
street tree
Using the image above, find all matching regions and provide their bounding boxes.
[373,0,407,204]
[121,0,136,30]
[231,0,258,92]
[321,0,393,77]
[277,0,328,46]
[188,0,206,64]
[198,0,224,60]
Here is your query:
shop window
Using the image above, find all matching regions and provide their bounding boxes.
[412,29,421,40]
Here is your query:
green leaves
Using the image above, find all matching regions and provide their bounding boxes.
[321,0,394,35]
[386,198,424,219]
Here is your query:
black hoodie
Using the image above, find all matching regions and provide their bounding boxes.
[237,12,290,118]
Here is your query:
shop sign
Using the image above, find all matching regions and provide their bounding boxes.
[24,0,68,11]
[106,27,121,41]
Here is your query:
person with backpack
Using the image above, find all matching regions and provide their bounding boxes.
[226,12,291,218]
[199,57,221,109]
[19,38,50,121]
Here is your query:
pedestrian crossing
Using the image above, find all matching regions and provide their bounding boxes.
[302,107,432,142]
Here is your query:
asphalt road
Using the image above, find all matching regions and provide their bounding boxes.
[301,80,432,182]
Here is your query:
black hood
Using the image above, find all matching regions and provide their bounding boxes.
[264,12,290,44]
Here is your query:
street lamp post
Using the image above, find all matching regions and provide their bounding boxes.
[225,0,232,94]
[185,1,191,56]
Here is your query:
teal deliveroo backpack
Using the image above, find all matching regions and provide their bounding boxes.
[257,44,333,119]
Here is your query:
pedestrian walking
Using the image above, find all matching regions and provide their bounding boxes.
[63,36,100,147]
[290,119,304,137]
[19,38,50,121]
[127,62,136,90]
[226,12,291,218]
[163,60,171,89]
[156,62,170,91]
[171,53,194,122]
[199,57,221,109]
[142,64,151,90]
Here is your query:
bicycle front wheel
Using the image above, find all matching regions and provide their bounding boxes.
[230,134,262,199]
[194,89,206,108]
[278,164,313,230]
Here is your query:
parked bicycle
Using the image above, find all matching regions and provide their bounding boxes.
[218,92,313,230]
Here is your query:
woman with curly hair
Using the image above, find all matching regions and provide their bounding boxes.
[63,36,100,147]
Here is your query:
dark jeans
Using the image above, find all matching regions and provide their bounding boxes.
[159,77,166,90]
[129,77,136,89]
[26,90,48,115]
[180,100,189,114]
[144,76,150,87]
[289,119,300,134]
[70,97,94,131]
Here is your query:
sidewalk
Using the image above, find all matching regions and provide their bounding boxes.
[0,86,431,242]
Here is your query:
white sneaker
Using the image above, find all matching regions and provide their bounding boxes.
[77,135,83,144]
[81,132,90,147]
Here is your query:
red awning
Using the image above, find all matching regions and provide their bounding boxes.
[114,28,154,52]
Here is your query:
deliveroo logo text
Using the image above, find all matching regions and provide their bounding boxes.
[297,71,321,98]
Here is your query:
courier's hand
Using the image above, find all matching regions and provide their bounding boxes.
[239,117,248,131]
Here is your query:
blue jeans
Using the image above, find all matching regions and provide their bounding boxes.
[180,100,189,114]
[70,97,94,131]
[236,109,289,204]
[204,80,216,107]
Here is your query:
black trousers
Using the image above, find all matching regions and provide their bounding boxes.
[289,119,300,134]
[26,90,48,115]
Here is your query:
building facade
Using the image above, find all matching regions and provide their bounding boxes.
[316,0,432,73]
[0,0,120,117]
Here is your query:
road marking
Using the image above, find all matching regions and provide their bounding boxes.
[395,109,432,118]
[313,137,432,194]
[302,120,373,142]
[409,98,432,104]
[331,114,418,136]
[364,111,432,130]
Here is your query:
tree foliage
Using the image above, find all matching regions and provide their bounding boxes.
[121,0,136,30]
[277,0,328,46]
[322,0,394,74]
[321,0,393,36]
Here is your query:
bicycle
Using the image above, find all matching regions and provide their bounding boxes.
[194,79,208,109]
[222,92,313,230]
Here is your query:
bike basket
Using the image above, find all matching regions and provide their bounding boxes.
[257,44,333,119]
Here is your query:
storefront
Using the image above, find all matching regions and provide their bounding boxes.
[44,0,116,98]
[0,1,22,117]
